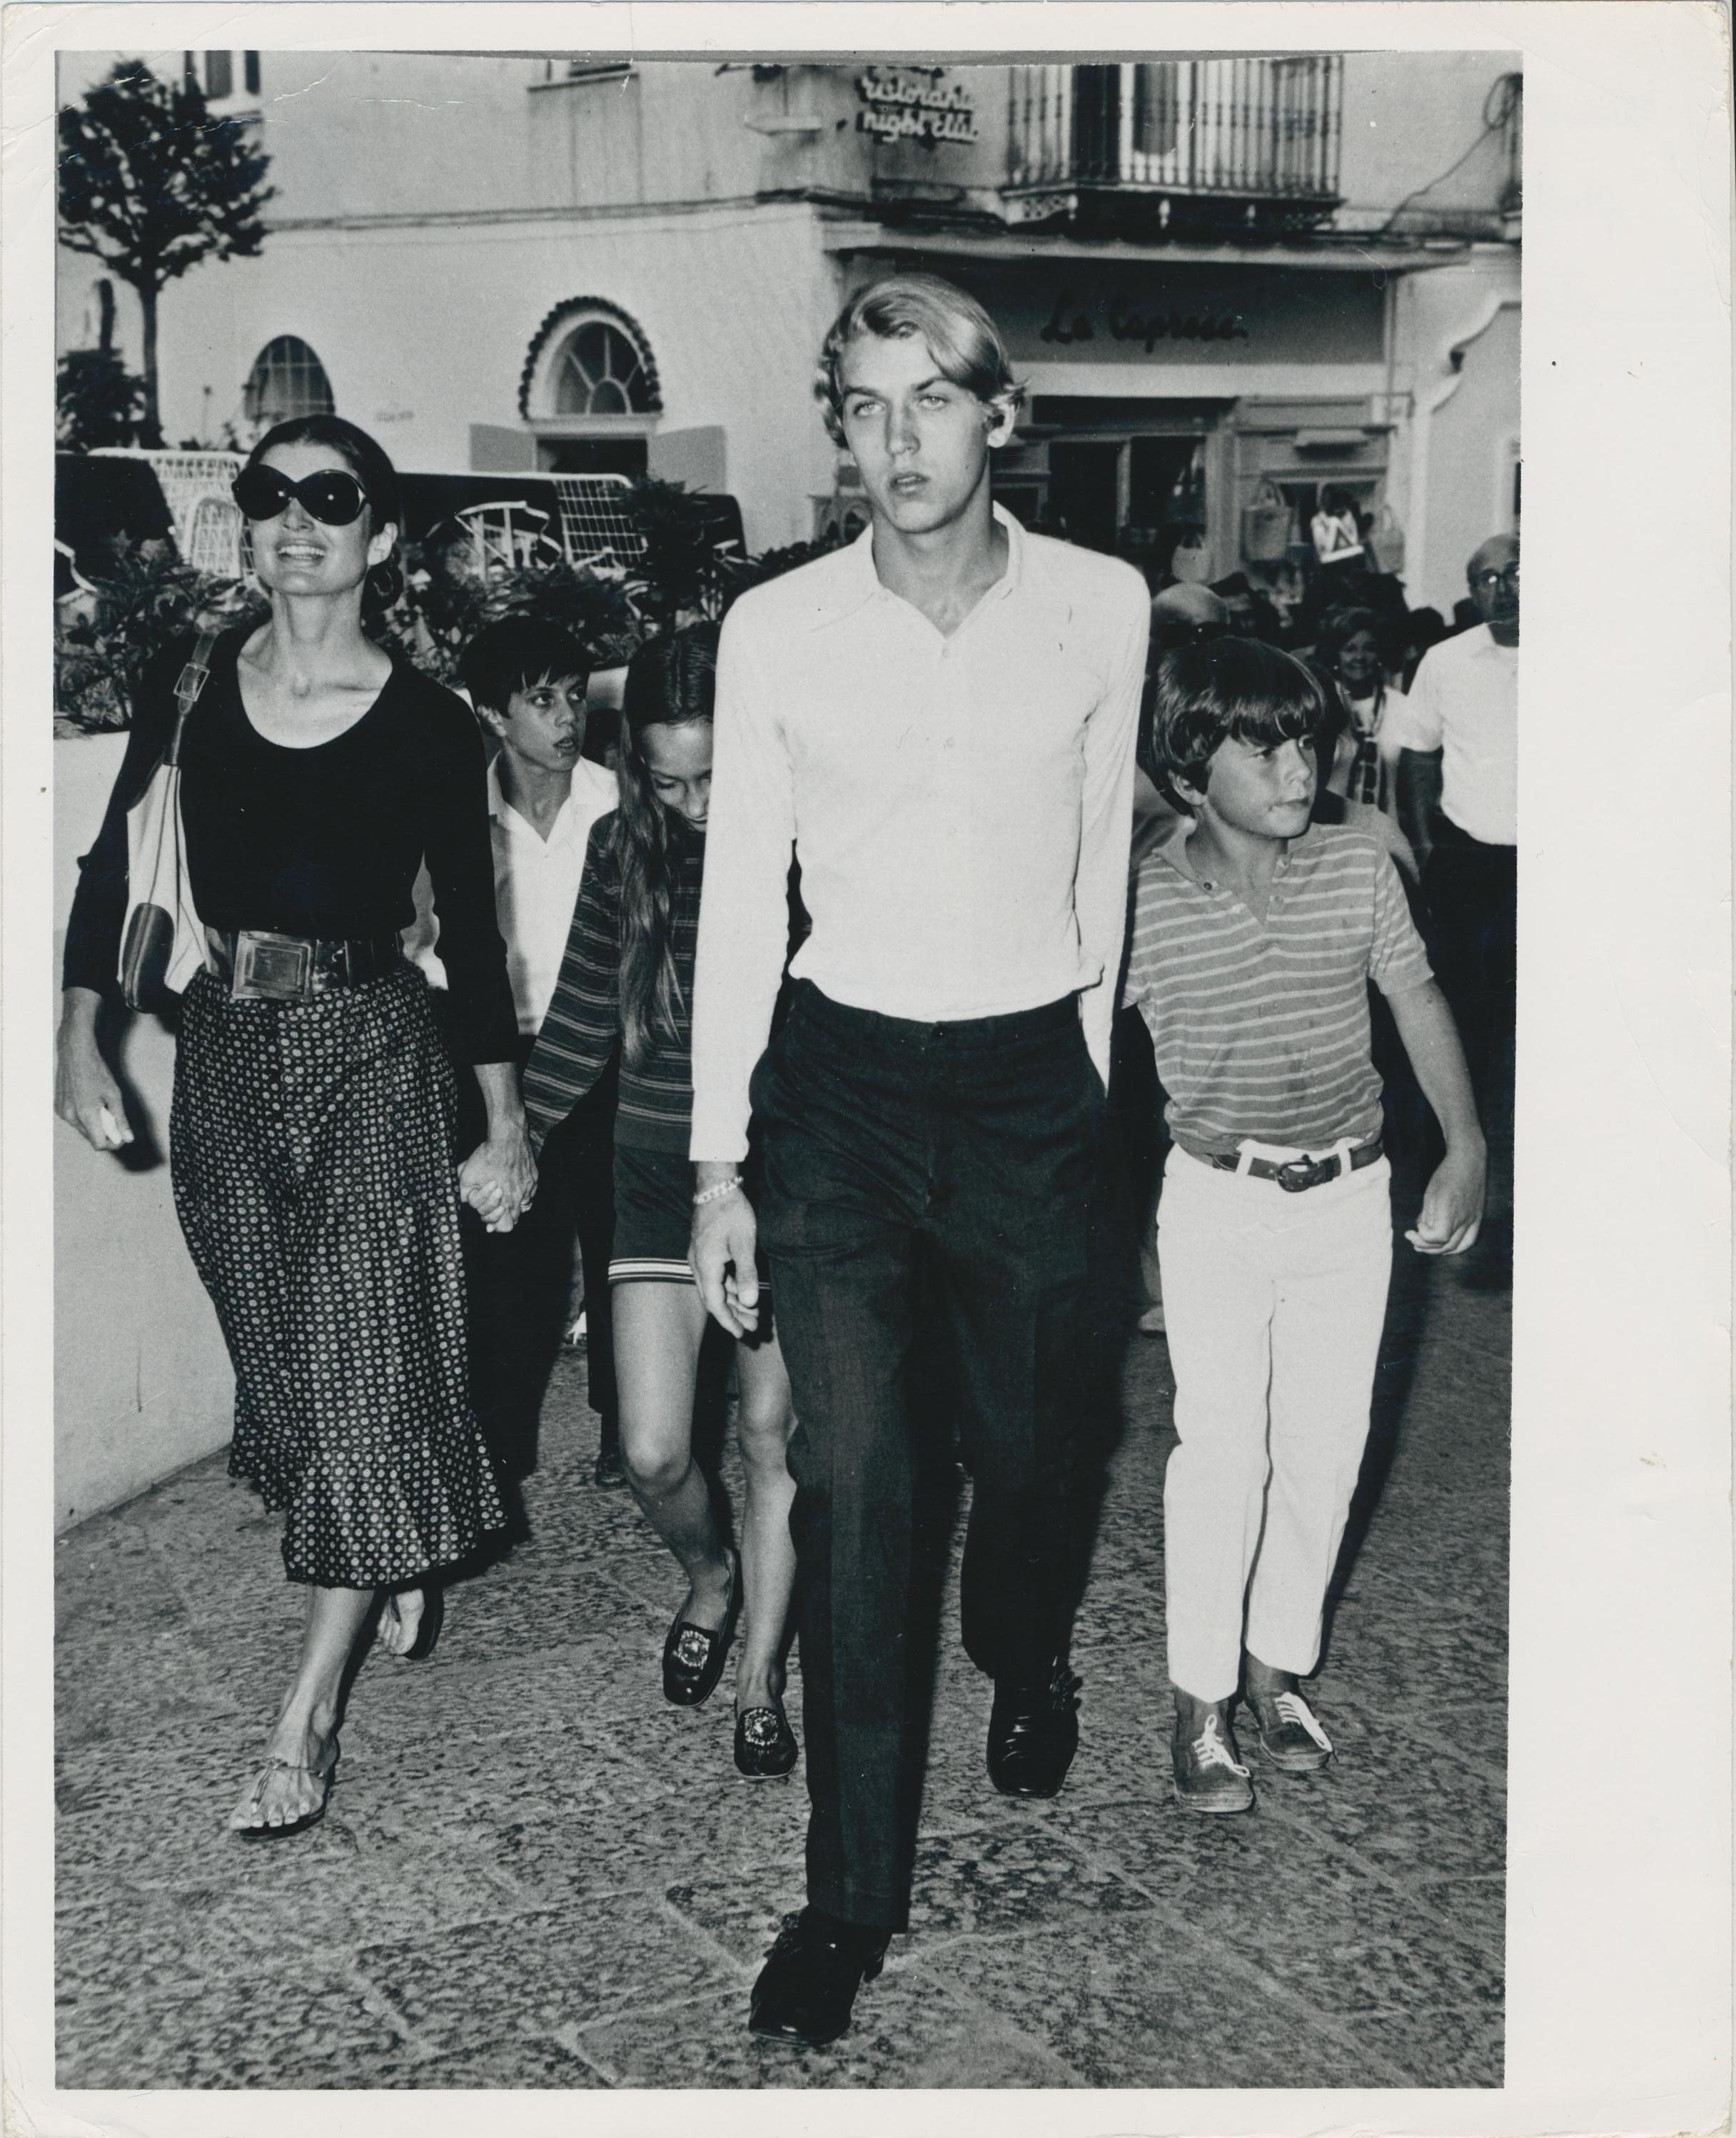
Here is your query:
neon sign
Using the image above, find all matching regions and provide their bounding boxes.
[856,66,979,146]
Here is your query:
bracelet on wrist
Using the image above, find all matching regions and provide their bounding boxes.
[692,1175,744,1209]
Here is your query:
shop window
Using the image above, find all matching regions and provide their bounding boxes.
[1129,436,1205,534]
[243,337,336,429]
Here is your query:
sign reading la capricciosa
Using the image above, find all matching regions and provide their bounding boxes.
[856,65,979,145]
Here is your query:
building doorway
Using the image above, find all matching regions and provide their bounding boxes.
[1046,440,1121,553]
[1011,397,1223,576]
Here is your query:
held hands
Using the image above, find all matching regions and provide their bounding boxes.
[458,1123,538,1234]
[690,1185,760,1338]
[1405,1140,1486,1256]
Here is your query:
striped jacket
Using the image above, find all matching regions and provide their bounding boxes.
[1124,819,1431,1154]
[522,810,702,1155]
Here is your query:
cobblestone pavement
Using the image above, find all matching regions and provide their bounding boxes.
[54,1201,1508,2092]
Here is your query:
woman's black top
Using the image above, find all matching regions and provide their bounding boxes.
[63,627,518,1064]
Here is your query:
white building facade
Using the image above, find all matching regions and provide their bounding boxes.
[58,49,1520,615]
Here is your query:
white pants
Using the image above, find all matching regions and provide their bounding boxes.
[1157,1144,1393,1703]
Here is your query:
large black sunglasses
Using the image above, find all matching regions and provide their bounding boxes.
[232,465,370,527]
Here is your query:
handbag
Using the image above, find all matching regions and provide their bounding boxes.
[118,630,218,1011]
[1366,505,1407,576]
[1240,480,1292,564]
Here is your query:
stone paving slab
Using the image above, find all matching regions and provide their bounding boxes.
[53,1219,1509,2092]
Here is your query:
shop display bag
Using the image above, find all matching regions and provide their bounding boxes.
[1240,480,1292,564]
[118,630,218,1011]
[1366,505,1407,576]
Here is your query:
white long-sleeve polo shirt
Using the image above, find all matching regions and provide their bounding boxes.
[690,506,1149,1163]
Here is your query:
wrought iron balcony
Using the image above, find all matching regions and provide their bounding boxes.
[1006,59,1343,233]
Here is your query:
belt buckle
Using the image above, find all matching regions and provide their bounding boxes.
[230,929,313,1002]
[1275,1154,1333,1193]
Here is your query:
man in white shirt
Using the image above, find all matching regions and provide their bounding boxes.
[688,274,1147,2044]
[407,620,621,1487]
[1392,535,1518,1129]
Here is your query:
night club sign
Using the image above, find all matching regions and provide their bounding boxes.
[856,66,979,145]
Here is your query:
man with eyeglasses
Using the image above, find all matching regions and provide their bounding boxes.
[1391,533,1518,1178]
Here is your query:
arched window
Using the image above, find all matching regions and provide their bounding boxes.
[243,337,335,429]
[520,299,661,473]
[552,320,653,415]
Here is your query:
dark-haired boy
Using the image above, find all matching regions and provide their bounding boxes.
[407,617,622,1486]
[1126,639,1484,1812]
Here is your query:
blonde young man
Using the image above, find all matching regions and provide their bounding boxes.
[688,275,1148,2044]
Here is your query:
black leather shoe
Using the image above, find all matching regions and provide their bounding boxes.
[748,1907,889,2045]
[592,1445,627,1491]
[986,1662,1081,1797]
[661,1550,740,1707]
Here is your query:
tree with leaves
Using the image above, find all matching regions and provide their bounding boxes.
[56,347,147,450]
[58,61,275,446]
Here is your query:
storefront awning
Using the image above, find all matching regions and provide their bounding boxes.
[822,223,1475,276]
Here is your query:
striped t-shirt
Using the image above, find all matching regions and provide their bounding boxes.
[522,810,702,1156]
[1124,819,1432,1153]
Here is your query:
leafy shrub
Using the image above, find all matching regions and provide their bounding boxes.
[54,537,264,735]
[56,349,147,453]
[52,476,845,731]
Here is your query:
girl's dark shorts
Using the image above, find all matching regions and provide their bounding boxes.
[610,1142,772,1296]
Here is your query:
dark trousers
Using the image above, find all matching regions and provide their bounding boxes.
[451,1027,618,1481]
[1422,819,1517,1127]
[751,982,1104,1929]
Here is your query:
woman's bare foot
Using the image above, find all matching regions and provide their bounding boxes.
[227,1720,338,1835]
[375,1586,425,1658]
[735,1654,784,1720]
[678,1548,737,1636]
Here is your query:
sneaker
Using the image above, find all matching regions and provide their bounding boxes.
[1244,1679,1334,1774]
[1172,1703,1254,1815]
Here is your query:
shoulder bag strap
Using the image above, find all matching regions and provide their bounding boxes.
[164,628,221,770]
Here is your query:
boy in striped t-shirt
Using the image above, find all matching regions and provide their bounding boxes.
[1126,638,1485,1813]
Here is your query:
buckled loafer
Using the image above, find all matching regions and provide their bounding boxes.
[735,1702,799,1780]
[986,1662,1081,1798]
[661,1550,740,1708]
[748,1907,889,2045]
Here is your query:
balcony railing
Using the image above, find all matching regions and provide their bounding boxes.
[1007,59,1343,226]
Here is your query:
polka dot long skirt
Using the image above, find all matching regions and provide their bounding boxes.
[170,964,506,1588]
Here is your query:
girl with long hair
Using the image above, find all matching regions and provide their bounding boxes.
[56,415,530,1836]
[522,625,800,1778]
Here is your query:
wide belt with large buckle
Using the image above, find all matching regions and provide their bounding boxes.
[1204,1136,1385,1193]
[206,928,403,1002]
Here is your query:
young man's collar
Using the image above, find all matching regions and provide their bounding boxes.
[817,500,1024,630]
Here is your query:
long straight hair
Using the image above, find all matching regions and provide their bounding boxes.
[612,624,717,1069]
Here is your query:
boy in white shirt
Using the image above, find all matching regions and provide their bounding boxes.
[408,620,622,1488]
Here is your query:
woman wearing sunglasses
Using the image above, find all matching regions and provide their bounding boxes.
[56,414,530,1837]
